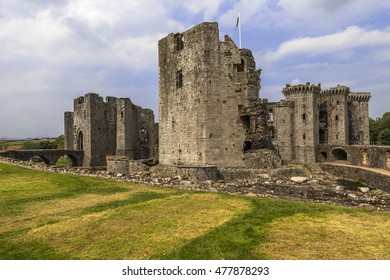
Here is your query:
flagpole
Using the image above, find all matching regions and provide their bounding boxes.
[238,12,242,48]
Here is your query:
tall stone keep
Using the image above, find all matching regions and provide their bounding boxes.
[158,22,261,167]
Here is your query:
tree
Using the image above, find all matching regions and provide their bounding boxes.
[53,135,65,149]
[369,118,380,143]
[22,140,40,150]
[370,112,390,145]
[378,128,390,145]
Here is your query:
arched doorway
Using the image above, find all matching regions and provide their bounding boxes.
[77,131,84,151]
[332,148,348,161]
[319,151,327,162]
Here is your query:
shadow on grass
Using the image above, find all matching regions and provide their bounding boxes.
[80,191,176,215]
[154,197,337,260]
[0,230,76,260]
[0,191,181,260]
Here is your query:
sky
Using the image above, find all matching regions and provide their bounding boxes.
[1,0,389,139]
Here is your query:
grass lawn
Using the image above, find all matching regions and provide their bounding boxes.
[0,162,389,260]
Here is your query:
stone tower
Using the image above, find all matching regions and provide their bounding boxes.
[64,93,117,167]
[348,92,371,145]
[158,22,261,167]
[281,83,321,164]
[64,93,156,167]
[320,85,350,146]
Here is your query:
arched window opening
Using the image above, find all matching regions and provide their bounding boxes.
[77,131,84,151]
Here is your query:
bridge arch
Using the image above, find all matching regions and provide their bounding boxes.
[30,155,51,165]
[61,153,81,166]
[331,148,348,161]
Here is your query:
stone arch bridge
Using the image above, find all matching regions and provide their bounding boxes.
[0,150,84,166]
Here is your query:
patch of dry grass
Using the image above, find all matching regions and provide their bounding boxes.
[1,162,390,260]
[258,212,390,260]
[20,194,250,259]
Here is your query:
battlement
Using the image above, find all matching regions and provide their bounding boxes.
[321,85,350,96]
[348,92,371,102]
[282,82,321,96]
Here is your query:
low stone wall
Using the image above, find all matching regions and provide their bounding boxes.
[318,144,390,170]
[1,157,389,211]
[106,156,150,176]
[320,163,390,193]
[154,165,222,182]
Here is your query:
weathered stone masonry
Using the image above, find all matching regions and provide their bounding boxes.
[64,93,156,167]
[158,22,262,168]
[158,22,373,171]
[59,22,387,185]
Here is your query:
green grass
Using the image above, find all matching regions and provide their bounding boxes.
[0,162,389,260]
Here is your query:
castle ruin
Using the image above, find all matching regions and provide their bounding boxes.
[158,22,371,170]
[63,22,384,179]
[64,93,157,167]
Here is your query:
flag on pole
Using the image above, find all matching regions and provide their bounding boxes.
[236,13,242,48]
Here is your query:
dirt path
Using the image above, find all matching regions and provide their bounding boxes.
[321,162,390,177]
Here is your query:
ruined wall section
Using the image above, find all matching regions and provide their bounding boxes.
[282,83,321,164]
[116,98,135,158]
[134,106,156,160]
[66,93,156,167]
[72,93,117,167]
[320,85,350,146]
[64,112,74,150]
[203,33,253,167]
[348,92,371,145]
[272,100,294,162]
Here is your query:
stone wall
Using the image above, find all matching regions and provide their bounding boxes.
[158,22,261,168]
[348,93,371,145]
[65,93,156,167]
[320,163,390,193]
[318,144,390,170]
[280,83,321,164]
[320,85,350,146]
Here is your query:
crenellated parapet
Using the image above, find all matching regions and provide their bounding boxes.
[321,85,350,96]
[282,82,321,97]
[348,92,371,102]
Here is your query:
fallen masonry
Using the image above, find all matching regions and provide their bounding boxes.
[1,157,389,211]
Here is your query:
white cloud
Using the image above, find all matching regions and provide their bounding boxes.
[264,26,390,62]
[219,0,267,27]
[178,0,226,21]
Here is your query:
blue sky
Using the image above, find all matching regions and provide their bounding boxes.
[0,0,389,138]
